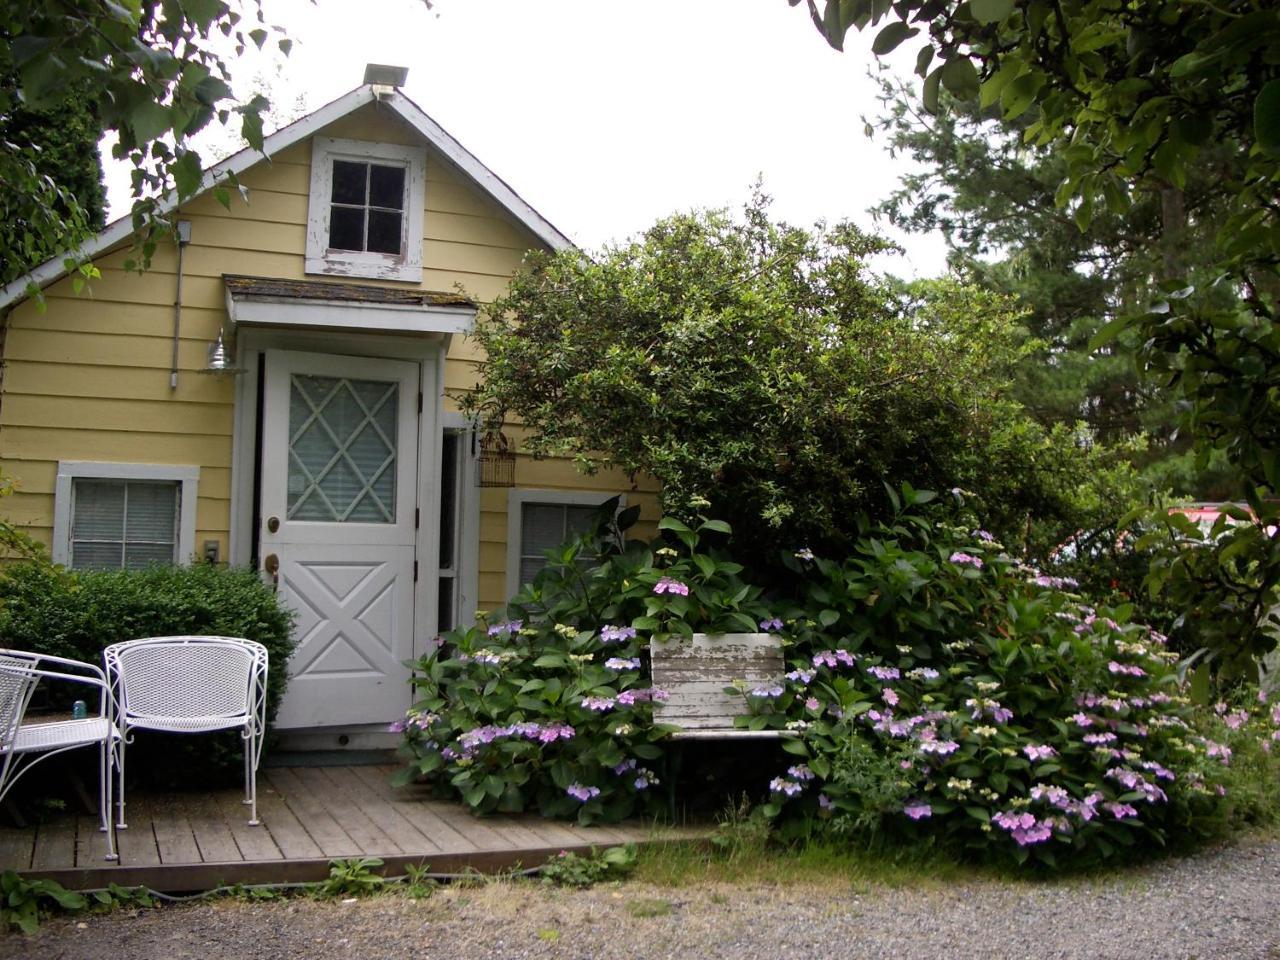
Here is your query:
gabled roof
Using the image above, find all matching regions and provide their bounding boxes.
[0,84,574,310]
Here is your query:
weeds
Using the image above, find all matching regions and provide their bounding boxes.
[539,845,637,888]
[318,857,385,898]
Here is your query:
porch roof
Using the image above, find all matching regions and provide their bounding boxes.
[223,274,477,336]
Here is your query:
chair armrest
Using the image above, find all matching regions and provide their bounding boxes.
[0,649,109,684]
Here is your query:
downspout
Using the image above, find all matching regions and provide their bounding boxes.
[169,220,193,389]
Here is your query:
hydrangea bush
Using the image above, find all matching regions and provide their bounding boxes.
[395,500,773,824]
[397,488,1276,863]
[754,491,1236,864]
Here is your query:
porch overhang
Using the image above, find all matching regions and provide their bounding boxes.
[223,274,476,336]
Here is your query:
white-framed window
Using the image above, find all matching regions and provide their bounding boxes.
[505,490,624,599]
[52,462,199,571]
[305,136,426,282]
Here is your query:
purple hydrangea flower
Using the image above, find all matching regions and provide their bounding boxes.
[867,665,901,681]
[882,687,900,707]
[795,547,815,561]
[750,684,784,698]
[566,783,600,803]
[759,617,784,632]
[653,577,689,596]
[1022,744,1057,762]
[487,619,522,636]
[949,551,984,569]
[769,777,803,797]
[903,801,932,820]
[786,669,815,685]
[581,696,616,712]
[605,657,642,671]
[804,696,821,711]
[788,764,815,781]
[600,624,638,644]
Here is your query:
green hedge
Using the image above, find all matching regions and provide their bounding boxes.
[0,562,295,788]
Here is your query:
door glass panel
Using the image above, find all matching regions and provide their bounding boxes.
[287,374,398,523]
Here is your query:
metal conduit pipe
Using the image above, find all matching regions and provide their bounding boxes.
[169,220,193,389]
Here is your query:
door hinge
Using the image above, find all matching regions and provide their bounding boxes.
[413,560,418,582]
[417,391,423,414]
[415,507,420,529]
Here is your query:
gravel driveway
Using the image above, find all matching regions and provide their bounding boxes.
[5,837,1278,960]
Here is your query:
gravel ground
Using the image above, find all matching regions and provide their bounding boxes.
[5,837,1279,960]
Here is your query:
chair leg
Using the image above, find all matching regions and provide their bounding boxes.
[114,735,128,830]
[246,725,260,826]
[101,738,118,861]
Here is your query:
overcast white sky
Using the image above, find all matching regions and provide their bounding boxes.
[103,0,950,277]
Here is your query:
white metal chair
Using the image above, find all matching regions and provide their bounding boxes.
[0,650,121,861]
[103,636,268,828]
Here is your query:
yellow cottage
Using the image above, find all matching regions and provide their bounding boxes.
[0,68,657,749]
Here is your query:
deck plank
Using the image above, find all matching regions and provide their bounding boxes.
[288,767,404,856]
[149,796,201,865]
[74,815,117,865]
[347,766,480,854]
[315,766,440,855]
[252,778,322,860]
[0,827,33,871]
[263,768,361,858]
[31,815,77,871]
[185,793,245,864]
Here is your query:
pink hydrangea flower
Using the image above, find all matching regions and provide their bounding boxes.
[903,801,932,820]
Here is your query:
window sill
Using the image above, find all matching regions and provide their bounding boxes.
[305,253,421,284]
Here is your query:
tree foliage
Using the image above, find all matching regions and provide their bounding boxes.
[797,0,1280,676]
[865,73,1239,498]
[0,75,106,286]
[1,1,288,289]
[466,194,1140,564]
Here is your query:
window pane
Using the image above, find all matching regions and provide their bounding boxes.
[71,480,124,541]
[438,432,458,570]
[287,375,398,523]
[368,164,405,210]
[125,482,177,543]
[72,542,123,571]
[125,542,176,570]
[565,505,600,541]
[521,504,566,558]
[331,160,367,204]
[366,210,402,254]
[519,556,544,587]
[329,205,365,252]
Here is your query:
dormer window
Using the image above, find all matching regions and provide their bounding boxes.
[306,137,425,282]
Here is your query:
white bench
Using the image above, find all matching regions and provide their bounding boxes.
[649,633,787,740]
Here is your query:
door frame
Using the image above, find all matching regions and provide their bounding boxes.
[229,328,450,670]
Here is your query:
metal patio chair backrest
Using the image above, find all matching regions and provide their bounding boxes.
[107,637,259,723]
[0,656,39,753]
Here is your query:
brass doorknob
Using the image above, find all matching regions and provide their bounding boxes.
[267,516,280,533]
[263,553,279,579]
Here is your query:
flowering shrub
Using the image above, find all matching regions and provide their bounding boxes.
[395,501,774,824]
[754,494,1237,865]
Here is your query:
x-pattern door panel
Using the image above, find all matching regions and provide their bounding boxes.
[261,350,419,730]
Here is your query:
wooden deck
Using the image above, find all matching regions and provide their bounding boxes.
[0,765,696,891]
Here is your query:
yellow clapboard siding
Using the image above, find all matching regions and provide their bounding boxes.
[2,395,232,436]
[4,363,236,404]
[1,427,233,468]
[236,159,310,195]
[421,239,528,279]
[179,187,308,225]
[195,497,230,533]
[12,301,225,341]
[428,212,533,251]
[178,216,307,257]
[3,492,54,527]
[42,272,226,311]
[0,459,232,501]
[4,329,218,371]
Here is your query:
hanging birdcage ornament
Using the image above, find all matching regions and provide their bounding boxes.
[477,429,516,487]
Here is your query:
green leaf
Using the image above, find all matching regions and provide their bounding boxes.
[818,608,840,627]
[969,0,1014,24]
[941,56,980,100]
[658,516,692,534]
[1088,315,1130,351]
[872,21,918,56]
[698,519,732,534]
[1255,79,1280,157]
[922,65,944,115]
[781,738,810,757]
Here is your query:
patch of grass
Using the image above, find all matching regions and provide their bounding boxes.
[536,928,560,942]
[625,897,673,918]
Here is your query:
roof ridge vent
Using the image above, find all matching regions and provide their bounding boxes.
[363,63,408,100]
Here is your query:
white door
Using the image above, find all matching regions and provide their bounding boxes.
[260,349,420,729]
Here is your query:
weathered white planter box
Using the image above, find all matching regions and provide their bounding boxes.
[649,632,786,740]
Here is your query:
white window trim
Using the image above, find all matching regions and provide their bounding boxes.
[52,462,200,569]
[305,136,426,283]
[505,489,626,600]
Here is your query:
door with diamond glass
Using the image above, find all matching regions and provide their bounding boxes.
[260,349,420,729]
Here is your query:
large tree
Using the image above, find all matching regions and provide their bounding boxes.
[795,0,1280,675]
[1,1,288,290]
[0,76,106,285]
[465,193,1141,567]
[866,73,1239,497]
